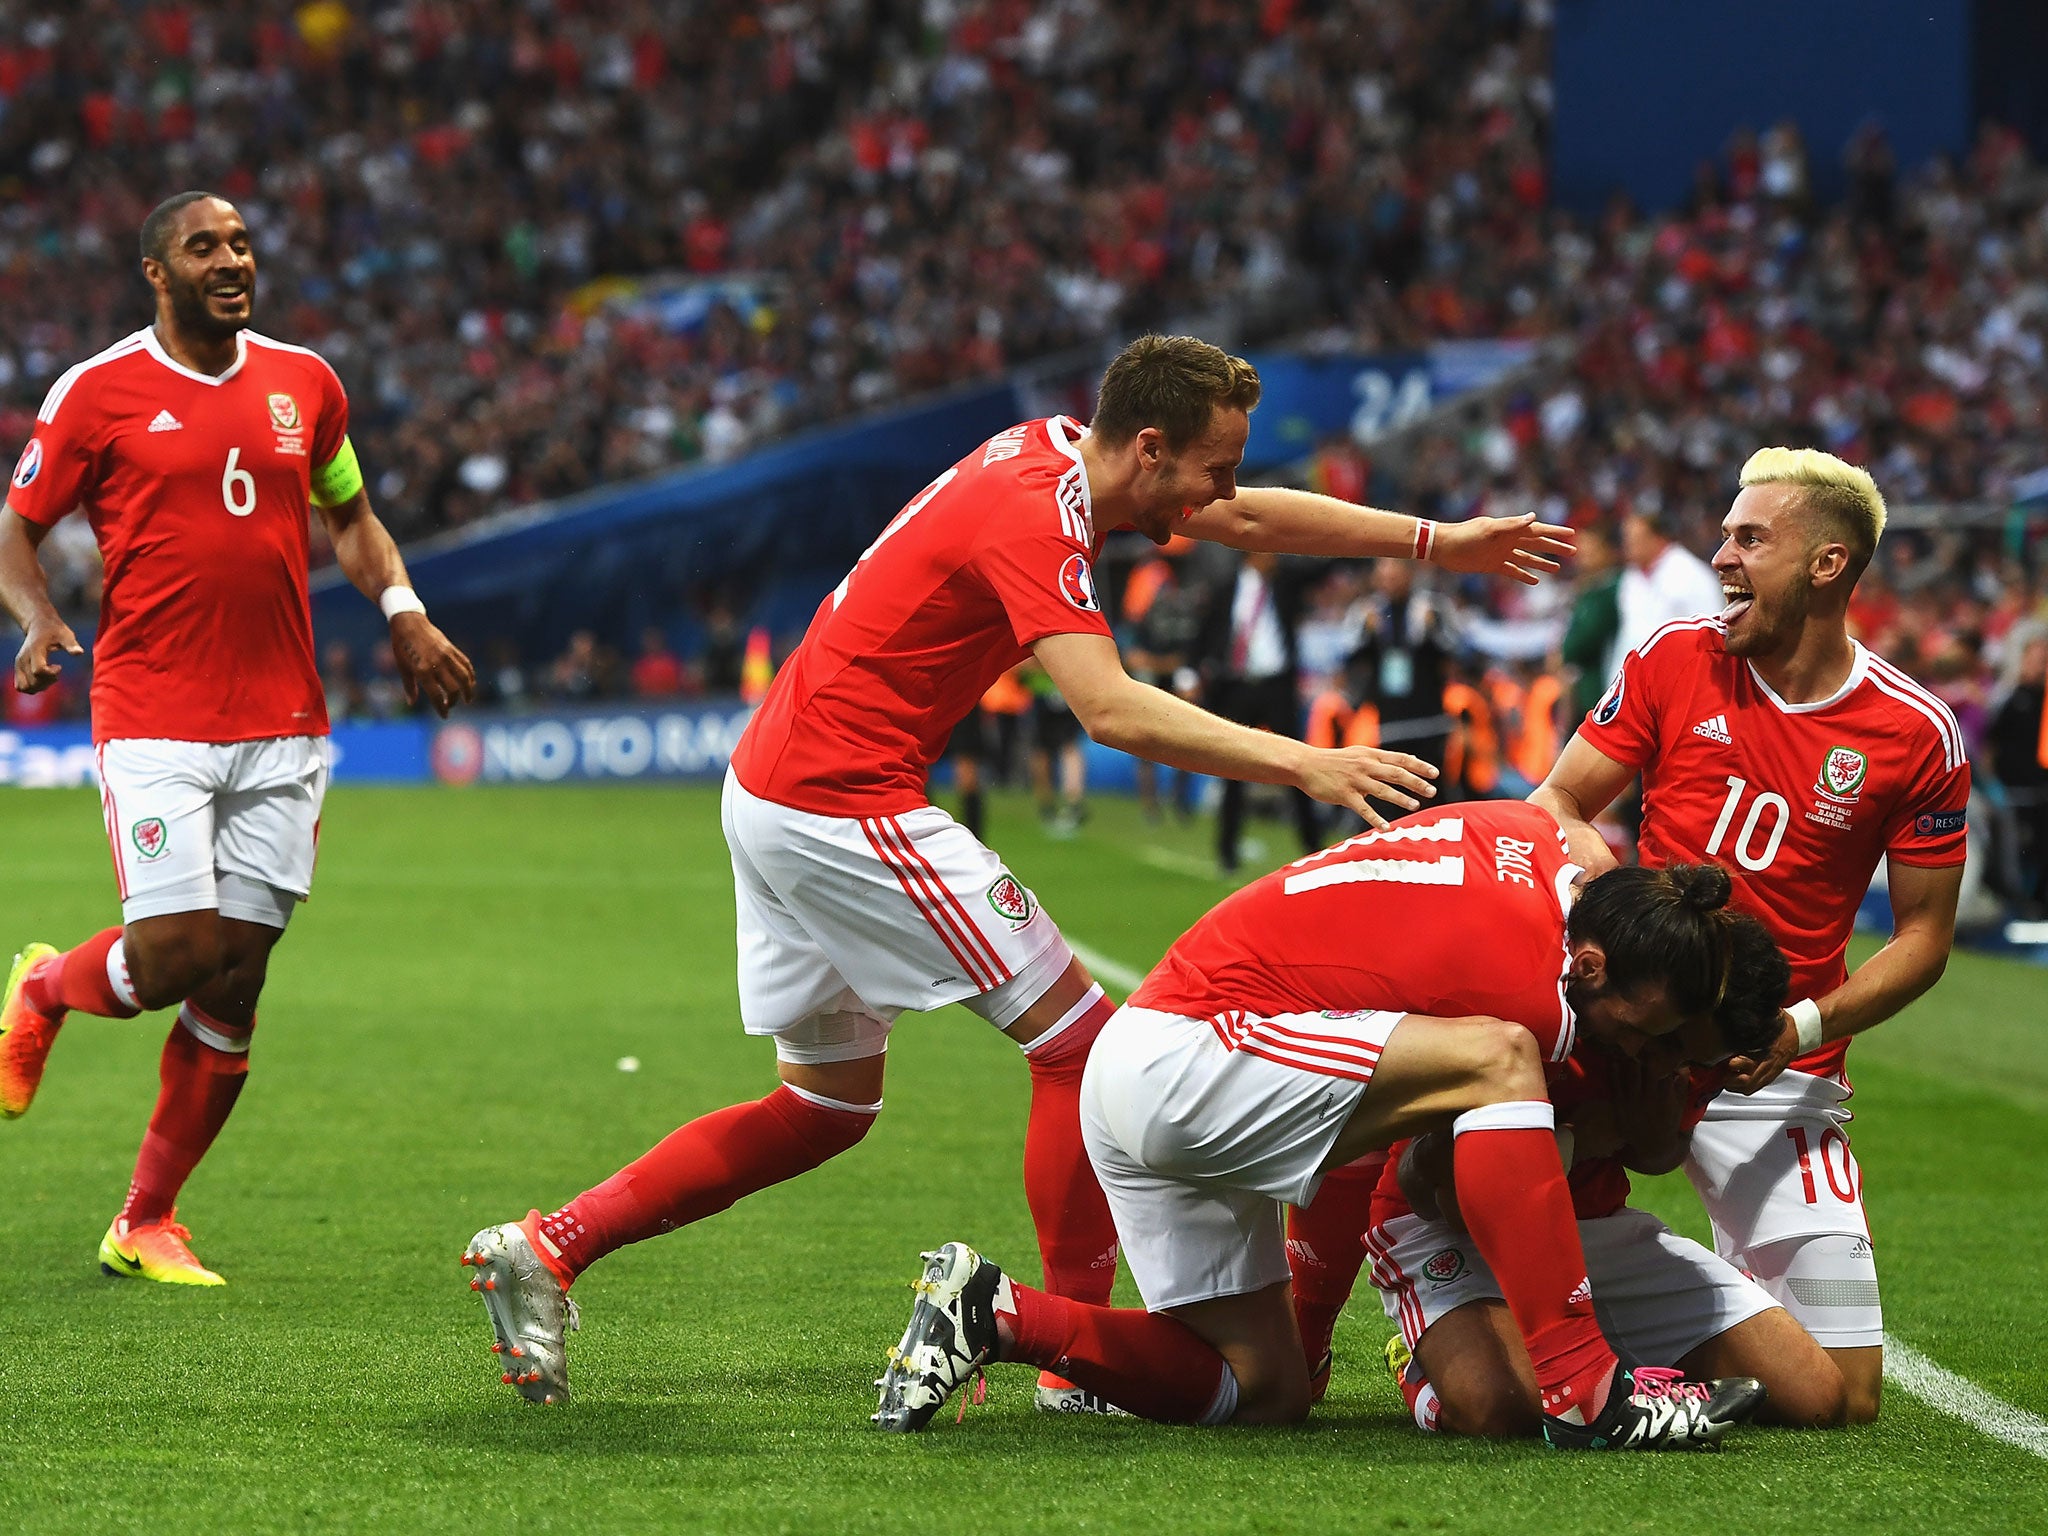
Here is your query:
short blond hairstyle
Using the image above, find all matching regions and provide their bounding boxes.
[1740,446,1887,578]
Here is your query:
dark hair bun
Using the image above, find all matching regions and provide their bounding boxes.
[1666,861,1732,913]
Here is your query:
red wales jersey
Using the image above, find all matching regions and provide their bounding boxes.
[731,416,1113,816]
[1579,617,1969,1076]
[1132,800,1584,1066]
[8,328,345,744]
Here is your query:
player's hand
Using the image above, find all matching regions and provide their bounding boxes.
[13,614,82,694]
[1432,513,1576,586]
[1396,1132,1461,1230]
[1724,1011,1800,1095]
[390,611,478,719]
[1297,744,1438,828]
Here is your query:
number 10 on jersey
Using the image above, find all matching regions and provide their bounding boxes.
[1706,775,1788,872]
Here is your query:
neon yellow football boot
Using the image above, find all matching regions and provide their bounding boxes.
[99,1215,226,1286]
[1,942,62,1119]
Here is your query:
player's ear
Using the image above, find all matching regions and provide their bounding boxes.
[1809,539,1851,589]
[1570,941,1606,987]
[1134,426,1165,473]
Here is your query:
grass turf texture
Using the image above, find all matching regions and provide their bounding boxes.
[3,784,2044,1535]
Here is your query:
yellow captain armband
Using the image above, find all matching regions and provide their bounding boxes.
[309,436,365,507]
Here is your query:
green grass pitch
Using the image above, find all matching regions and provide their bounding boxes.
[3,784,2045,1534]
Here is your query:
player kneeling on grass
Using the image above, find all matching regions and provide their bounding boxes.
[1367,929,1853,1436]
[873,801,1775,1450]
[0,192,473,1285]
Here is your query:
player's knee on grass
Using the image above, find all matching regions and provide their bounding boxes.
[1683,1309,1847,1429]
[1835,1348,1883,1424]
[1417,1303,1542,1438]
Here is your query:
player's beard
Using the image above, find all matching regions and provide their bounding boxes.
[166,268,253,342]
[1723,578,1807,659]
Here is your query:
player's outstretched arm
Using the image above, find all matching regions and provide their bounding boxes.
[1181,486,1574,584]
[1528,735,1632,877]
[316,488,477,717]
[1034,630,1436,827]
[1724,860,1961,1095]
[0,507,83,695]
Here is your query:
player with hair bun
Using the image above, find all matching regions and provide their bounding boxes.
[872,801,1775,1452]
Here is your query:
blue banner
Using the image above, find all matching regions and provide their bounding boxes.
[1239,343,1534,469]
[427,701,757,785]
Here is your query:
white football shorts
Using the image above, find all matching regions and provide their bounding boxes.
[721,770,1070,1063]
[1080,1003,1402,1312]
[95,735,330,929]
[1685,1069,1881,1347]
[1369,1205,1781,1369]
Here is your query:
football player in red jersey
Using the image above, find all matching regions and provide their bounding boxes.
[460,335,1576,1408]
[869,801,1778,1449]
[1529,448,1966,1421]
[0,192,474,1284]
[1365,928,1852,1436]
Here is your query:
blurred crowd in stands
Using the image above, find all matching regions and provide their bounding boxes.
[6,2,2046,910]
[1,0,1551,547]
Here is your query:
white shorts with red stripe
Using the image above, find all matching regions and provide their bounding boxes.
[1368,1206,1780,1370]
[721,770,1069,1062]
[96,736,329,928]
[1079,1003,1403,1311]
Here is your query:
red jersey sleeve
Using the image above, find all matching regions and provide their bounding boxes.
[8,383,99,526]
[1576,626,1686,769]
[1880,743,1970,867]
[310,354,349,468]
[973,529,1113,649]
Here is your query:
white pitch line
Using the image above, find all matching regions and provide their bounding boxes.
[1067,938,1147,995]
[1883,1334,2048,1460]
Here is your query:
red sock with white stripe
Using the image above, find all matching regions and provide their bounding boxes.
[24,926,141,1019]
[1450,1101,1617,1422]
[1286,1152,1386,1372]
[1021,983,1119,1304]
[994,1275,1238,1424]
[530,1084,878,1285]
[120,1004,251,1227]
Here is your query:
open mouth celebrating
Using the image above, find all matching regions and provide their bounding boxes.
[1720,585,1754,625]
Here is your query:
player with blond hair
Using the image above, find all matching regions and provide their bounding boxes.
[1521,445,1966,1421]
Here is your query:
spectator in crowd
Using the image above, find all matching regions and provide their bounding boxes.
[363,643,411,720]
[548,630,613,702]
[1349,558,1457,781]
[1989,628,2048,915]
[699,601,746,695]
[1120,546,1208,824]
[1614,507,1724,669]
[1023,662,1088,839]
[481,638,531,713]
[631,626,692,699]
[1558,521,1622,719]
[1196,551,1320,874]
[321,640,364,724]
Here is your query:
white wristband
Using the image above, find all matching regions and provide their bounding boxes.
[379,586,427,621]
[1788,997,1824,1055]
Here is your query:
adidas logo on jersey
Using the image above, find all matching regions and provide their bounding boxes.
[147,409,183,433]
[1692,713,1732,744]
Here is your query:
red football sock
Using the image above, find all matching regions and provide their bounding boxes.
[997,1278,1237,1424]
[120,1005,252,1226]
[1021,984,1119,1304]
[1286,1152,1386,1369]
[24,926,140,1019]
[534,1084,876,1284]
[1450,1102,1616,1421]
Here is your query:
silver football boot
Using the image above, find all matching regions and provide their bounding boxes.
[872,1242,1005,1431]
[462,1216,580,1405]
